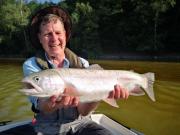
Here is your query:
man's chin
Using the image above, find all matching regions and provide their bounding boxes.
[49,48,65,55]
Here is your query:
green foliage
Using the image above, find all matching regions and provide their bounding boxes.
[0,1,29,32]
[151,0,176,12]
[0,0,30,56]
[69,2,101,58]
[27,0,40,12]
[0,0,179,58]
[94,0,177,52]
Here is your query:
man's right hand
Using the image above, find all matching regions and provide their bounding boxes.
[51,88,80,108]
[39,89,79,113]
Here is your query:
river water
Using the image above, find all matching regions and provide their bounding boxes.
[0,60,180,135]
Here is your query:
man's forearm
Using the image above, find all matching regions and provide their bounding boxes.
[77,102,100,116]
[38,98,59,113]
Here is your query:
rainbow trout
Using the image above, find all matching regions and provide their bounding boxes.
[20,65,155,107]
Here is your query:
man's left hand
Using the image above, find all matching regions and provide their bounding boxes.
[108,84,129,99]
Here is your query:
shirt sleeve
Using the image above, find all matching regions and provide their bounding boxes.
[79,57,89,68]
[23,57,41,77]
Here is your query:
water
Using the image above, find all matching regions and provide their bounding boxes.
[0,61,33,122]
[0,60,180,135]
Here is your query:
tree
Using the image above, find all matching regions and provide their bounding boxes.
[131,0,176,51]
[0,0,30,56]
[66,2,101,58]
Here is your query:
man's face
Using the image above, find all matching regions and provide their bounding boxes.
[38,19,66,57]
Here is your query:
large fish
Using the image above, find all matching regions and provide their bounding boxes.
[20,65,155,107]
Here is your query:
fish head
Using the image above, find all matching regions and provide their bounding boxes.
[20,70,65,97]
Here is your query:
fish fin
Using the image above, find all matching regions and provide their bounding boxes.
[143,72,156,101]
[103,98,119,108]
[87,64,104,70]
[130,86,145,96]
[143,72,155,82]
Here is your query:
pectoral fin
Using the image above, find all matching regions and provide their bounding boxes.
[103,98,119,108]
[143,72,156,101]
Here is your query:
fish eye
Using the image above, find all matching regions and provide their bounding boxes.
[33,76,40,82]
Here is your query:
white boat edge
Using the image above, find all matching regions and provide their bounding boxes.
[0,114,144,135]
[90,114,144,135]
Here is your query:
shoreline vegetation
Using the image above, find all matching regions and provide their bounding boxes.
[1,52,180,63]
[1,1,180,62]
[98,52,180,62]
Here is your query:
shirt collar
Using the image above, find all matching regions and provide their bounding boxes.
[45,52,70,68]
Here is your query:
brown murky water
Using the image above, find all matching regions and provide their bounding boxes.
[0,60,180,135]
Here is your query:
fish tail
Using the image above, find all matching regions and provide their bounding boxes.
[143,72,156,101]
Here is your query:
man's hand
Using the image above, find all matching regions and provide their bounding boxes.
[108,84,129,99]
[78,84,129,116]
[50,88,79,108]
[40,85,129,113]
[39,89,79,113]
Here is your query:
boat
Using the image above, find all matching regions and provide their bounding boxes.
[0,114,144,135]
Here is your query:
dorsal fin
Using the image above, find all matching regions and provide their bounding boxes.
[87,64,104,70]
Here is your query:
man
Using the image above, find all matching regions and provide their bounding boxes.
[23,6,129,135]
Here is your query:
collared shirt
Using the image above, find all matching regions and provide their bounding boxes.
[23,55,89,107]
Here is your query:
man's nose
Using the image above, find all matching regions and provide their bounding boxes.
[50,32,58,42]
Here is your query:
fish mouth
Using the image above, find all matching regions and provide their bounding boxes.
[22,78,42,92]
[24,82,34,89]
[19,78,45,97]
